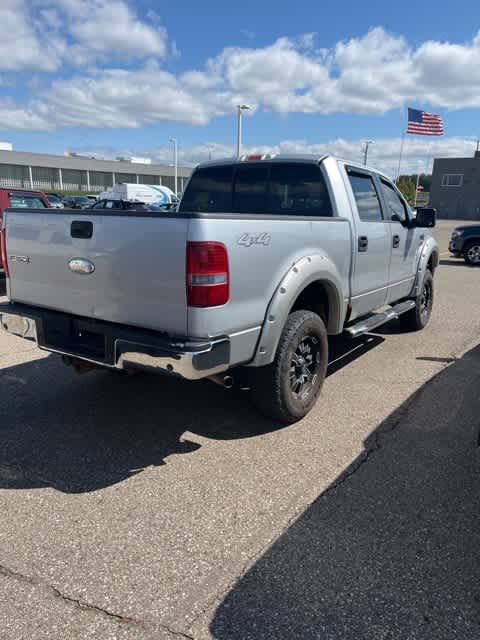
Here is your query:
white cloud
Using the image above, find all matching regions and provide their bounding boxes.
[4,16,480,130]
[210,38,329,113]
[0,98,51,130]
[72,136,480,177]
[38,7,62,30]
[61,0,167,61]
[0,0,65,71]
[43,65,213,128]
[0,0,168,71]
[412,35,480,108]
[193,27,480,116]
[297,33,317,50]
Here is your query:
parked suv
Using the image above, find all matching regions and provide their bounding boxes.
[62,196,92,209]
[0,187,50,272]
[91,199,152,211]
[0,155,438,422]
[449,224,480,265]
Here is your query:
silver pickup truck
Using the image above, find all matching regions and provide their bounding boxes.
[0,155,438,422]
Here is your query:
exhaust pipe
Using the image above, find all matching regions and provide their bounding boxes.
[208,374,234,389]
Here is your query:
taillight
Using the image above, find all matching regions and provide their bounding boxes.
[186,242,229,307]
[0,217,8,277]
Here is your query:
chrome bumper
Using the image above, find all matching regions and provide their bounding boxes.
[0,304,230,380]
[114,337,230,379]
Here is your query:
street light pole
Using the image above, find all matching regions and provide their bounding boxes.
[236,105,250,158]
[363,140,374,165]
[169,137,178,195]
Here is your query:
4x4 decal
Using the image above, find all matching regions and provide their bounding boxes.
[237,232,271,247]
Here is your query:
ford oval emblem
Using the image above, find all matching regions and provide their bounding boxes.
[68,258,95,274]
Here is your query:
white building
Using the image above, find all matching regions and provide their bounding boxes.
[0,148,191,193]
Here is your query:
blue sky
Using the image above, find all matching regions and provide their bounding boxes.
[2,0,480,173]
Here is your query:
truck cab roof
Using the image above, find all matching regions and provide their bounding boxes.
[195,154,394,182]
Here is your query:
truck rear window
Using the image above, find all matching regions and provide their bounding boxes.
[233,164,269,213]
[180,163,333,216]
[180,165,233,213]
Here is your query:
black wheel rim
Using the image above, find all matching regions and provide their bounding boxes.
[467,244,480,263]
[289,335,321,400]
[420,280,432,318]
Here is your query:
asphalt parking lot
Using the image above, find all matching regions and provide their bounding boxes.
[0,219,479,639]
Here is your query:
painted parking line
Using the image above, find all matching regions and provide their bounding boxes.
[439,251,451,257]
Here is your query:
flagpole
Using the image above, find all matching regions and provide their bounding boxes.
[414,172,420,207]
[396,131,406,184]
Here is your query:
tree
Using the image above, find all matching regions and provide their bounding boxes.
[418,173,432,191]
[397,176,417,205]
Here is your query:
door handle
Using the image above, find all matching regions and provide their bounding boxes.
[358,236,368,252]
[392,234,400,248]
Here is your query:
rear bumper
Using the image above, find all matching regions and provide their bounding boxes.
[0,302,230,380]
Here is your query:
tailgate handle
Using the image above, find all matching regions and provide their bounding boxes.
[71,220,93,239]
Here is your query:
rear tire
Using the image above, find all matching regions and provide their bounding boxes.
[464,240,480,266]
[399,270,434,332]
[251,310,328,423]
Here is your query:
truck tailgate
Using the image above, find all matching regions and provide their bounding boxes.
[5,210,188,334]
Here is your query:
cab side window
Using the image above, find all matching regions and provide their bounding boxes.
[380,179,408,223]
[347,172,383,222]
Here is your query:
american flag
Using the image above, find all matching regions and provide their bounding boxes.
[407,108,444,136]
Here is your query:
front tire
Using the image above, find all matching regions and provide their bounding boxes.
[251,310,328,423]
[464,240,480,266]
[399,270,434,331]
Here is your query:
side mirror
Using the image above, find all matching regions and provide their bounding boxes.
[415,207,436,228]
[391,213,404,224]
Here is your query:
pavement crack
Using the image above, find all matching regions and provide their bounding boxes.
[320,391,419,495]
[0,562,194,639]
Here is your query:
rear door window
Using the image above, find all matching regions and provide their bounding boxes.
[9,194,47,209]
[269,163,332,216]
[232,164,269,214]
[179,165,233,212]
[380,179,408,223]
[347,172,383,222]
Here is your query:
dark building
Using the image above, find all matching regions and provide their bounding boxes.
[430,152,480,220]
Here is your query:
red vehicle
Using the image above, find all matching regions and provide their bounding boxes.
[0,188,51,272]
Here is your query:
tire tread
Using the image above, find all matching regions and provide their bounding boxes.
[251,310,328,423]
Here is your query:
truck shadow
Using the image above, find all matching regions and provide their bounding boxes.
[0,334,382,493]
[210,343,480,639]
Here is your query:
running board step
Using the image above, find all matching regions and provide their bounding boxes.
[345,300,416,338]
